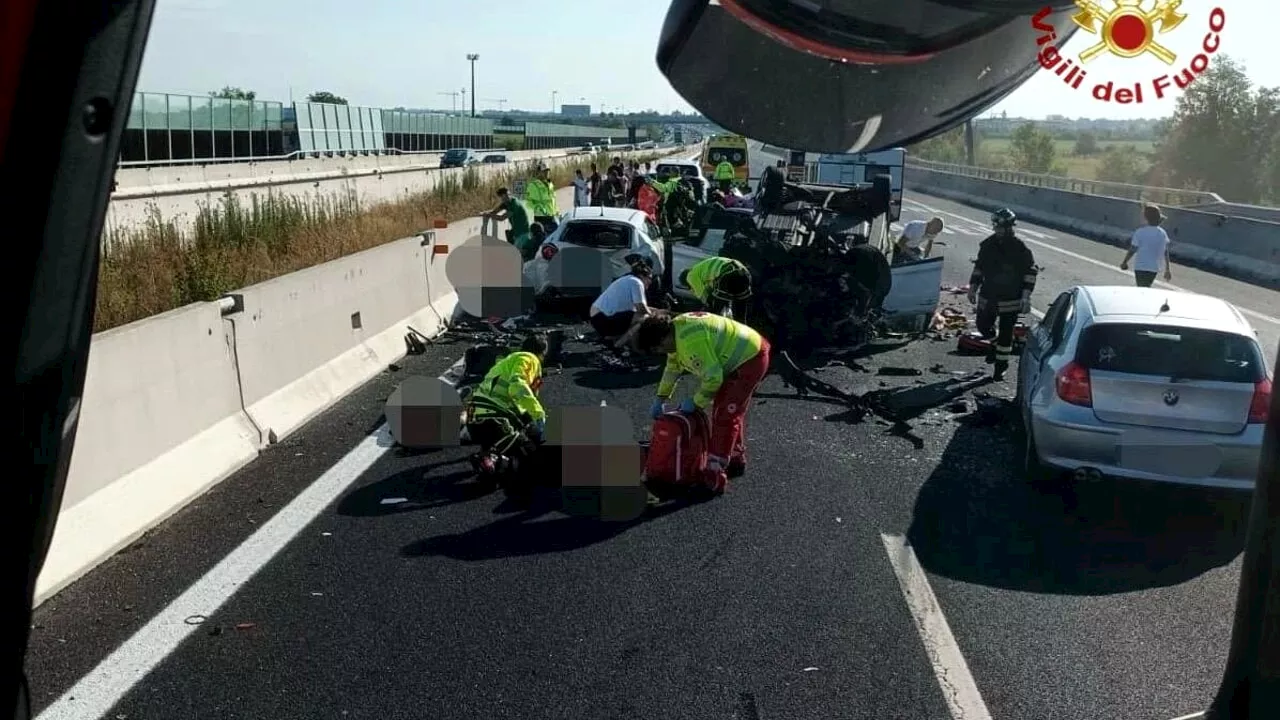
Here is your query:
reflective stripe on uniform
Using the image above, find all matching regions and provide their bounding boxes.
[657,312,764,405]
[687,257,747,303]
[470,351,545,422]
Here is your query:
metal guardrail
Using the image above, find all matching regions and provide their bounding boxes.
[115,148,455,169]
[906,158,1224,208]
[117,141,680,169]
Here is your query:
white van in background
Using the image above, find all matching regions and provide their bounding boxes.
[816,148,906,221]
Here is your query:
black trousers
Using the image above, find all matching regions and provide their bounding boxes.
[975,300,1019,360]
[466,416,534,459]
[1134,270,1157,287]
[589,310,636,340]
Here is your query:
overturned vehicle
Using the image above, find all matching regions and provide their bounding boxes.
[666,166,943,354]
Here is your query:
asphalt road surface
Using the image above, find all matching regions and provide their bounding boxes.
[24,144,1277,720]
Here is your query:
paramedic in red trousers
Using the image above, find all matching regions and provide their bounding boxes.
[635,312,771,493]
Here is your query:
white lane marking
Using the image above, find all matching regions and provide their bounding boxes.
[1167,712,1206,720]
[38,357,468,720]
[907,198,1280,328]
[881,533,993,720]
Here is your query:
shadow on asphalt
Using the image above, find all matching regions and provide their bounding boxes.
[399,498,694,561]
[906,412,1250,595]
[572,366,665,390]
[336,457,488,517]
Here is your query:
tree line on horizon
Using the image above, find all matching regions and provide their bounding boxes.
[910,55,1280,206]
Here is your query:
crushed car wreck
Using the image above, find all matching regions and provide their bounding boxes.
[669,165,943,355]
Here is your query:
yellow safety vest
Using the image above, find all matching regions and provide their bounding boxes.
[469,351,546,423]
[714,161,736,181]
[525,179,558,217]
[685,257,749,303]
[657,312,764,408]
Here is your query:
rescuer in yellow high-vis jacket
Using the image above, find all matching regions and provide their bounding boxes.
[465,334,549,476]
[678,256,752,317]
[635,312,772,492]
[524,165,559,231]
[714,159,736,192]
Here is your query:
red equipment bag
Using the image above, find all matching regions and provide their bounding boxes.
[955,324,1030,355]
[643,410,710,486]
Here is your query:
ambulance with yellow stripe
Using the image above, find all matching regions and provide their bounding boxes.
[700,133,750,184]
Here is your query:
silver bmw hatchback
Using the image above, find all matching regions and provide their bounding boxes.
[1016,285,1272,490]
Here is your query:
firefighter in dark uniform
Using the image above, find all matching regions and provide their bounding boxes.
[967,208,1037,381]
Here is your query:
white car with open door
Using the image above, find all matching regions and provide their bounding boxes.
[522,206,666,304]
[1017,285,1271,490]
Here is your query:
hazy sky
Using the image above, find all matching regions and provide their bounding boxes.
[137,0,1270,120]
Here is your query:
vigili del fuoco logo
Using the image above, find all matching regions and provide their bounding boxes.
[1032,1,1226,104]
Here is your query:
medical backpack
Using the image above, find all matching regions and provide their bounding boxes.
[642,410,710,487]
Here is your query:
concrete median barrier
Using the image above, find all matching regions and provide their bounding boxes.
[107,148,673,236]
[38,302,261,603]
[906,167,1280,289]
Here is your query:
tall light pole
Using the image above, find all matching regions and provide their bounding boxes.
[552,90,558,114]
[466,53,479,118]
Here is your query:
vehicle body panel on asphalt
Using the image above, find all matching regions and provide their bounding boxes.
[1018,285,1270,489]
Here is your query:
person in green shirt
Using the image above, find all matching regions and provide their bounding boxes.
[486,187,534,260]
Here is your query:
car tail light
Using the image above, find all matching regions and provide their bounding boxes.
[1248,377,1272,424]
[1055,361,1093,407]
[540,244,557,261]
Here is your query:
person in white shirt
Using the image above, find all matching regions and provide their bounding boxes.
[893,217,944,263]
[1120,205,1173,287]
[572,169,590,208]
[589,261,654,348]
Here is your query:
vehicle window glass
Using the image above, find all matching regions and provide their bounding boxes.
[645,221,662,239]
[1038,292,1068,336]
[1076,323,1265,383]
[561,221,631,250]
[700,229,728,256]
[1049,293,1074,348]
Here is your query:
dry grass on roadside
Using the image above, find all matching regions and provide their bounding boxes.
[95,150,662,332]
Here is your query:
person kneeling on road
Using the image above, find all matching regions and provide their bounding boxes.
[678,256,752,318]
[967,208,1037,381]
[464,334,549,489]
[636,312,772,493]
[589,260,655,353]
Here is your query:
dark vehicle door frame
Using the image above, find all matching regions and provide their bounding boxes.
[3,0,156,716]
